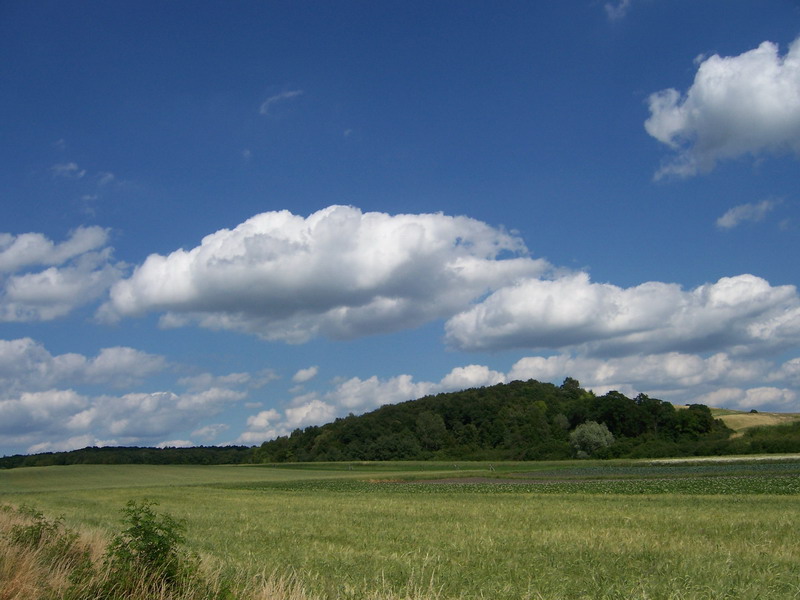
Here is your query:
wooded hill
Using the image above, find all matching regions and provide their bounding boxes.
[4,378,799,468]
[254,378,739,462]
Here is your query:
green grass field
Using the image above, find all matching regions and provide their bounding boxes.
[2,458,800,599]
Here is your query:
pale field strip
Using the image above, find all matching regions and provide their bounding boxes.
[674,403,800,433]
[650,454,800,465]
[719,412,800,431]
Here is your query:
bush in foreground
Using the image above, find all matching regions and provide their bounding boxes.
[0,502,441,600]
[0,502,232,600]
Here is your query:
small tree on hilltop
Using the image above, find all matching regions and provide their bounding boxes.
[570,421,615,458]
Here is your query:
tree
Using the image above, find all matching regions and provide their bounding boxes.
[635,393,676,437]
[416,411,449,451]
[569,421,615,458]
[591,391,646,438]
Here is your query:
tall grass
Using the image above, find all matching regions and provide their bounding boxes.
[2,460,800,599]
[0,503,445,600]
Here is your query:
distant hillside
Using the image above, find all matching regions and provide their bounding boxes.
[254,379,741,462]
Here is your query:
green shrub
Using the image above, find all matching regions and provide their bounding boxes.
[9,504,66,547]
[2,501,235,600]
[98,499,235,599]
[103,499,197,589]
[569,421,614,457]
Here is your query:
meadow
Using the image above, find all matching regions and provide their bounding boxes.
[2,457,800,599]
[710,407,800,434]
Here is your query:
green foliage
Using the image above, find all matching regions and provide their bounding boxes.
[254,378,736,463]
[742,419,800,453]
[2,500,238,600]
[9,504,68,547]
[0,444,253,469]
[416,411,449,451]
[103,499,198,592]
[569,421,615,457]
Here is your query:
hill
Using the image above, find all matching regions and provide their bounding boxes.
[254,379,738,462]
[710,408,800,433]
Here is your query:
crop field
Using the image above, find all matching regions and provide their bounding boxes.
[2,457,800,599]
[709,407,800,433]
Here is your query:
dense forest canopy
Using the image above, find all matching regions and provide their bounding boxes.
[254,378,734,462]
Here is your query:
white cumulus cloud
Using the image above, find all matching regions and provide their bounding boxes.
[178,372,258,392]
[445,273,800,357]
[192,423,230,442]
[0,227,109,273]
[695,386,797,412]
[508,351,770,399]
[0,337,255,453]
[0,228,123,322]
[0,337,166,394]
[645,37,800,178]
[156,440,194,448]
[440,364,505,390]
[101,205,546,343]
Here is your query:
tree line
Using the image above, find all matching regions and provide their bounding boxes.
[0,445,253,469]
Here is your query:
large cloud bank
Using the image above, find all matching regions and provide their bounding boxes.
[4,205,800,452]
[646,37,800,178]
[98,205,800,370]
[101,205,547,342]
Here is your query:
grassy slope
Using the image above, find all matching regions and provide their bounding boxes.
[2,460,800,599]
[709,408,800,434]
[672,403,800,434]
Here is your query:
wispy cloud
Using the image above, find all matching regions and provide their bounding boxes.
[259,89,303,115]
[96,172,115,186]
[716,199,780,229]
[292,366,319,384]
[605,0,633,20]
[50,162,86,179]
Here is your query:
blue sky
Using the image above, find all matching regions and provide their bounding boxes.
[2,0,800,455]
